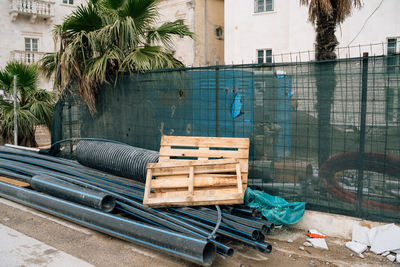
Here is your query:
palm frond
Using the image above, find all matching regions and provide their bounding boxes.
[63,3,103,36]
[39,0,193,114]
[146,20,194,49]
[300,0,362,24]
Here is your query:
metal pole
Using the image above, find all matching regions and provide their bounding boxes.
[13,75,18,145]
[204,0,207,65]
[357,52,369,216]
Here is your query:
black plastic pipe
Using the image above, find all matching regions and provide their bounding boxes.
[0,158,221,245]
[175,208,264,241]
[199,207,274,234]
[0,167,30,182]
[0,181,216,266]
[30,174,116,212]
[117,202,233,257]
[0,149,269,257]
[0,153,144,192]
[169,213,272,254]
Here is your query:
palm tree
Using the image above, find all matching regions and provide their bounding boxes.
[300,0,361,60]
[0,61,54,147]
[300,0,361,166]
[41,0,193,114]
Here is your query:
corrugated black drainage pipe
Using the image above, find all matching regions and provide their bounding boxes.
[30,174,116,212]
[76,141,159,183]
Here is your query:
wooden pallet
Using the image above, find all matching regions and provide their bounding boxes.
[143,136,249,207]
[0,177,30,187]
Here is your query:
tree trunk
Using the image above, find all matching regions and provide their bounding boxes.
[315,1,338,167]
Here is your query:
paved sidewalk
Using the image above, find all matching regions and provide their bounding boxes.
[0,224,93,267]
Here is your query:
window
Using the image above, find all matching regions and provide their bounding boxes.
[255,0,273,13]
[25,38,38,63]
[387,38,397,55]
[386,38,399,74]
[62,0,74,5]
[215,27,223,40]
[257,49,272,63]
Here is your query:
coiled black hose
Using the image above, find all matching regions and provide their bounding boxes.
[76,141,159,183]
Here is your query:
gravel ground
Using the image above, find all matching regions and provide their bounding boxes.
[0,197,396,267]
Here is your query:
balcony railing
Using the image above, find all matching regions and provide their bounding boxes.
[10,0,55,22]
[10,50,45,64]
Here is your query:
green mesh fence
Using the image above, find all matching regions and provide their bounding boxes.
[52,54,400,222]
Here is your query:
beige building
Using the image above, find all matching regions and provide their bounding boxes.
[0,0,85,91]
[158,0,224,67]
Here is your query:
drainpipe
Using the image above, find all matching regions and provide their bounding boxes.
[204,0,207,65]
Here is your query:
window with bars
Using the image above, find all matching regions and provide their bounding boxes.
[257,49,272,63]
[62,0,74,5]
[386,38,399,74]
[387,38,397,55]
[254,0,273,13]
[25,38,38,63]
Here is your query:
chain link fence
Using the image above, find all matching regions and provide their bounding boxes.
[52,54,400,222]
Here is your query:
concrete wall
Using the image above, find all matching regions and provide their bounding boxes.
[225,0,400,64]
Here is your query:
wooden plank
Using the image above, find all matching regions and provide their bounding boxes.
[146,188,244,207]
[197,147,209,160]
[152,159,248,173]
[188,167,194,195]
[151,175,238,189]
[236,163,243,194]
[161,135,250,148]
[147,159,238,168]
[151,188,241,199]
[144,198,244,208]
[142,169,153,205]
[150,164,237,176]
[159,146,249,159]
[0,177,30,187]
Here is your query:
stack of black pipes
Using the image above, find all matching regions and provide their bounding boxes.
[0,146,273,266]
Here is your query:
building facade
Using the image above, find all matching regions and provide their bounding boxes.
[158,0,224,67]
[225,0,400,64]
[0,0,85,91]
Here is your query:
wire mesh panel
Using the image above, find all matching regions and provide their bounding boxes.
[52,54,400,222]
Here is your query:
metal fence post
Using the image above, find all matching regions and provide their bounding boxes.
[357,53,369,216]
[216,66,220,137]
[13,75,18,145]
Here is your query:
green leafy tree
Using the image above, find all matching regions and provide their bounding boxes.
[300,0,361,166]
[41,0,193,113]
[0,61,54,147]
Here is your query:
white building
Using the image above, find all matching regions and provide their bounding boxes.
[225,0,400,64]
[0,0,85,90]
